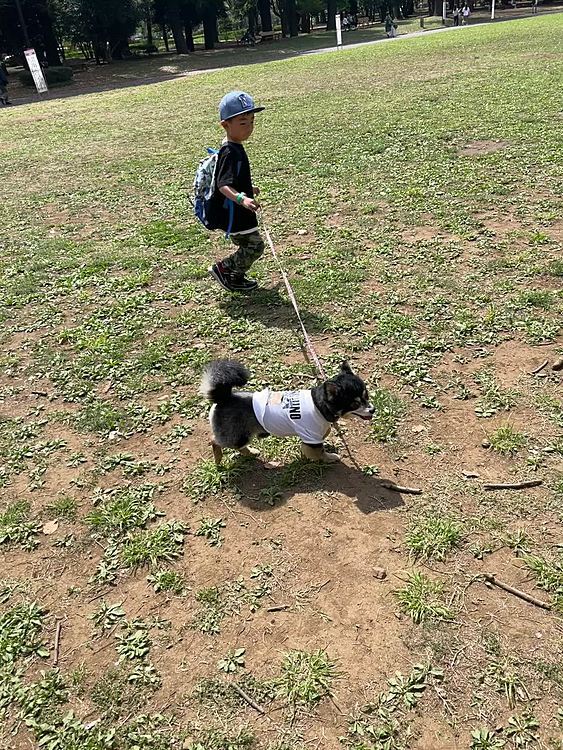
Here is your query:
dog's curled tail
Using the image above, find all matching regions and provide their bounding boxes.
[199,359,250,403]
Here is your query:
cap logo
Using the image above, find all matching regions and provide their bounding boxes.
[238,93,251,109]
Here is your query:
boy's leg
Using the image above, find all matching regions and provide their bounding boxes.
[222,231,265,278]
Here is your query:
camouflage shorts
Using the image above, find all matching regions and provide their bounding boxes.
[222,230,265,276]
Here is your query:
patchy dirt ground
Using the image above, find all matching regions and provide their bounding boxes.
[1,15,563,750]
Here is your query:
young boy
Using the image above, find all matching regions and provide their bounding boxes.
[208,90,265,293]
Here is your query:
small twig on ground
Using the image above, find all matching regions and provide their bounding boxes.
[380,482,422,495]
[483,573,551,610]
[231,681,266,714]
[483,480,542,491]
[52,618,62,667]
[328,693,344,715]
[315,579,332,591]
[530,359,549,375]
[31,390,48,397]
[267,604,290,612]
[221,498,264,527]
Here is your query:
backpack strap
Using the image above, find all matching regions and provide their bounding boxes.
[224,197,235,238]
[224,160,243,238]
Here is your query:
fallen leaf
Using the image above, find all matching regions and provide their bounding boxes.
[43,520,59,535]
[264,461,282,470]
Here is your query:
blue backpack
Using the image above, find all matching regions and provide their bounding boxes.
[193,148,219,230]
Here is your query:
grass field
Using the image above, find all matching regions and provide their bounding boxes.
[1,14,563,750]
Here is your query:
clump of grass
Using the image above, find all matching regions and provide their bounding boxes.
[369,388,405,443]
[121,521,187,569]
[395,571,453,624]
[74,399,130,434]
[487,424,526,456]
[474,368,517,418]
[276,649,337,707]
[184,457,245,502]
[46,495,78,521]
[546,259,563,277]
[405,513,462,561]
[523,553,563,613]
[147,569,185,595]
[85,485,162,535]
[196,517,226,547]
[480,657,529,708]
[0,500,41,550]
[183,728,255,750]
[470,728,506,750]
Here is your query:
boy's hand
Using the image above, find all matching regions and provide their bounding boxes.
[242,196,260,213]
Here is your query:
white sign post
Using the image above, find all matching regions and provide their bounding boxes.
[24,48,48,94]
[335,15,343,49]
[491,0,495,19]
[442,1,447,21]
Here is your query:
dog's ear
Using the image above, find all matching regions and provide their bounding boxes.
[324,381,339,400]
[340,361,353,375]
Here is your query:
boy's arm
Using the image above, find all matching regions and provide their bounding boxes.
[218,185,260,213]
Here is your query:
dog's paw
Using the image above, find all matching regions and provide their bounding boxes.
[322,451,340,463]
[239,446,260,458]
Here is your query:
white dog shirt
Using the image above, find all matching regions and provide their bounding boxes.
[252,389,331,444]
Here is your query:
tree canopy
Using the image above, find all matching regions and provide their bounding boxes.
[0,0,416,63]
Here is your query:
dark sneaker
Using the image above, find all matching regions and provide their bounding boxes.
[209,262,234,291]
[231,274,258,292]
[209,262,257,292]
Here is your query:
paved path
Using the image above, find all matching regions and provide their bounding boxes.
[5,10,561,108]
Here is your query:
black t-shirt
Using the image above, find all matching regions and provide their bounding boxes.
[207,142,258,234]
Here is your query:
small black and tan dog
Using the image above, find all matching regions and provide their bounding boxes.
[200,359,374,464]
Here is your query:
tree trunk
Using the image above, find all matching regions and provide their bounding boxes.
[169,12,189,53]
[258,0,273,31]
[280,7,289,36]
[185,23,194,51]
[300,12,311,32]
[248,8,258,34]
[161,24,170,52]
[147,14,153,46]
[326,0,337,29]
[202,8,216,49]
[285,0,298,35]
[35,1,62,66]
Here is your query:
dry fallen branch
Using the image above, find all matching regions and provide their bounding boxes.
[52,618,63,666]
[380,482,422,495]
[483,573,551,610]
[231,682,266,714]
[483,480,542,491]
[530,359,549,375]
[266,604,290,612]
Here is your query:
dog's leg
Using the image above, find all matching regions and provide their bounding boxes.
[301,443,340,463]
[212,442,223,466]
[239,445,260,458]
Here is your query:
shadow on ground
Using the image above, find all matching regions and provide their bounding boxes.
[234,456,405,515]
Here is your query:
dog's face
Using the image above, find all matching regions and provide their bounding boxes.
[323,362,374,421]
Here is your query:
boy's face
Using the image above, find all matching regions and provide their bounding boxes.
[222,112,255,143]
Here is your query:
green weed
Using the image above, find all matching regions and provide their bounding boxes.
[276,649,337,708]
[120,520,187,569]
[523,553,563,612]
[147,569,185,594]
[487,424,526,456]
[395,572,453,624]
[405,513,462,561]
[369,388,405,443]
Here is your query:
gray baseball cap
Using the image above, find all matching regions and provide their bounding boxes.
[219,90,265,121]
